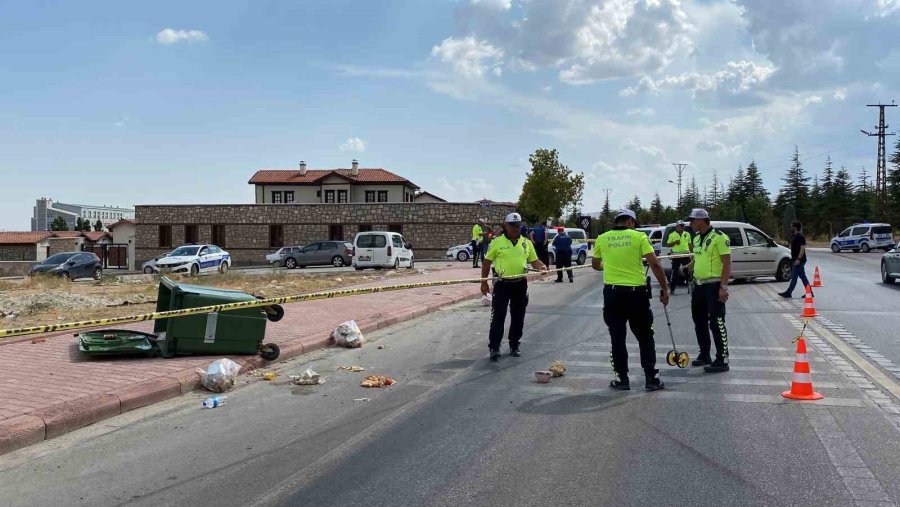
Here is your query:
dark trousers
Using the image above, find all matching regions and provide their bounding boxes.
[602,286,657,377]
[670,257,688,288]
[535,243,550,266]
[489,280,528,351]
[691,282,729,361]
[471,240,480,267]
[555,250,573,281]
[784,259,810,296]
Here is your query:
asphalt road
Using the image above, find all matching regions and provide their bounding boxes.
[2,265,900,506]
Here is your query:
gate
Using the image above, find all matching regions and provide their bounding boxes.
[83,243,128,269]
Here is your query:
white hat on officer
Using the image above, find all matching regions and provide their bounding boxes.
[505,212,523,224]
[614,209,637,221]
[688,208,710,220]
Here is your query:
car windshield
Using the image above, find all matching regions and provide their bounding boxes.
[169,246,201,257]
[42,253,76,264]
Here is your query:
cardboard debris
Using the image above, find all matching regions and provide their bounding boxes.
[549,361,566,377]
[263,372,277,381]
[338,365,365,372]
[361,375,395,388]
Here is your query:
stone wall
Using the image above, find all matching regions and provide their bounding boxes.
[0,261,33,277]
[135,203,516,266]
[0,245,35,262]
[47,238,79,255]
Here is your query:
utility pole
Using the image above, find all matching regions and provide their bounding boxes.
[672,163,688,211]
[861,101,897,217]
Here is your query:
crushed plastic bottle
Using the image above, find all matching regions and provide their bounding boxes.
[201,395,227,409]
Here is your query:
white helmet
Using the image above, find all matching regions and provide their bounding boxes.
[505,212,523,224]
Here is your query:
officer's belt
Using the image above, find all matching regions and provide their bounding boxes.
[694,278,722,286]
[605,284,647,292]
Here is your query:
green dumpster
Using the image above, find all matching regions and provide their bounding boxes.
[77,329,156,356]
[153,277,282,360]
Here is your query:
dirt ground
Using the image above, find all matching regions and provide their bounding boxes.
[0,268,425,338]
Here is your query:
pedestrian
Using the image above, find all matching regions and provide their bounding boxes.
[480,221,494,263]
[471,219,484,268]
[779,221,812,298]
[530,222,550,267]
[681,208,731,373]
[592,209,669,391]
[481,213,547,362]
[666,220,692,294]
[552,227,574,283]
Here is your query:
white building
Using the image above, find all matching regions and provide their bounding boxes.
[32,198,135,232]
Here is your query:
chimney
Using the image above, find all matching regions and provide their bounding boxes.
[299,161,307,176]
[351,159,359,177]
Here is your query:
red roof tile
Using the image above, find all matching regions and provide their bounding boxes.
[249,168,417,188]
[0,232,55,244]
[51,231,83,238]
[83,232,112,242]
[108,218,135,229]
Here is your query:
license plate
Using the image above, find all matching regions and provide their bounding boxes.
[359,256,371,261]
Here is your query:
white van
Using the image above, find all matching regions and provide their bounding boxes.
[353,231,414,270]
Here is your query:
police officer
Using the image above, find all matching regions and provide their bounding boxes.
[552,227,574,283]
[592,209,669,391]
[666,220,692,294]
[471,219,484,268]
[682,208,731,373]
[481,212,547,362]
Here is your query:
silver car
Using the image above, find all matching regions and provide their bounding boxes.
[141,251,172,274]
[266,246,303,266]
[282,241,353,269]
[881,240,900,284]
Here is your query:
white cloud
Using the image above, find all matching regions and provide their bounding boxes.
[621,139,666,159]
[833,88,848,101]
[620,60,776,107]
[626,107,656,116]
[330,64,420,79]
[470,0,511,10]
[430,36,504,79]
[804,95,823,105]
[339,137,367,153]
[155,28,208,45]
[696,140,744,158]
[436,177,497,202]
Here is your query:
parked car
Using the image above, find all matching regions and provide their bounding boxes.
[636,226,665,256]
[547,227,591,265]
[31,252,102,281]
[881,240,900,283]
[141,251,172,274]
[282,241,353,269]
[830,223,894,253]
[446,243,474,262]
[353,232,414,270]
[155,244,231,276]
[266,246,303,266]
[659,221,792,281]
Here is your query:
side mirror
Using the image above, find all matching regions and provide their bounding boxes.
[406,243,413,249]
[767,239,777,247]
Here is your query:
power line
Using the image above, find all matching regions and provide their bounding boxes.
[671,163,687,210]
[861,101,897,217]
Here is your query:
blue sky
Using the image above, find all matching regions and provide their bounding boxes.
[2,0,900,230]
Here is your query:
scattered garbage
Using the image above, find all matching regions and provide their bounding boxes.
[334,277,343,282]
[338,365,365,372]
[480,293,493,307]
[263,372,277,381]
[202,395,227,408]
[377,345,385,350]
[353,398,371,402]
[290,368,324,385]
[549,361,566,377]
[197,358,242,393]
[417,269,430,275]
[332,320,365,348]
[535,371,552,383]
[361,375,395,388]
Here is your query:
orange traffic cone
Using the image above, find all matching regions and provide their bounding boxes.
[812,266,823,288]
[782,337,824,400]
[799,285,819,318]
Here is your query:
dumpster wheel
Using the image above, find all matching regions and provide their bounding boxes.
[260,343,280,361]
[265,304,285,323]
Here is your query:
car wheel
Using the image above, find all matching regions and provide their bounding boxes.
[831,244,841,253]
[190,264,200,276]
[882,261,896,284]
[60,271,70,281]
[776,259,791,282]
[577,251,587,265]
[219,261,229,274]
[408,256,415,269]
[394,258,400,269]
[861,243,871,253]
[332,256,345,267]
[355,266,364,271]
[93,268,102,281]
[456,250,469,262]
[284,257,297,269]
[143,266,154,274]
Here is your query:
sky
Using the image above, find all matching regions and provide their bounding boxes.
[2,0,900,230]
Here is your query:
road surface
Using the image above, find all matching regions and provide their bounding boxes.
[2,261,900,506]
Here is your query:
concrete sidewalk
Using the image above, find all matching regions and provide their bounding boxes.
[0,264,496,454]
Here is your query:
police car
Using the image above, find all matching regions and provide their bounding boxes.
[547,227,591,265]
[154,244,231,276]
[636,226,665,256]
[830,223,894,253]
[446,243,474,262]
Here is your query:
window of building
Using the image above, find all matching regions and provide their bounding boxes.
[325,190,335,203]
[317,190,322,199]
[377,191,388,203]
[272,191,283,204]
[285,191,294,204]
[365,191,376,203]
[329,225,344,241]
[158,225,172,248]
[358,224,372,233]
[269,225,284,248]
[388,224,403,234]
[212,225,226,246]
[185,224,199,244]
[338,190,348,203]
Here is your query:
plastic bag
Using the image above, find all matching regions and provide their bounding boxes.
[480,293,493,307]
[290,368,324,385]
[332,320,365,348]
[197,358,242,393]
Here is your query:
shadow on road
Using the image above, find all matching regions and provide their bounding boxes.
[517,393,633,415]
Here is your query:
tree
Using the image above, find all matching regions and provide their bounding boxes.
[855,167,873,222]
[649,193,664,223]
[599,192,612,233]
[93,219,103,232]
[50,216,68,231]
[742,161,767,199]
[833,166,855,230]
[775,146,811,224]
[681,176,701,211]
[517,149,585,225]
[74,218,82,231]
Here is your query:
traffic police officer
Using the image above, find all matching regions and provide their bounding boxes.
[682,208,731,373]
[481,212,547,362]
[592,209,669,391]
[666,220,692,294]
[471,219,484,268]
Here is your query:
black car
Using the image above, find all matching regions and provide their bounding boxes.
[30,252,102,281]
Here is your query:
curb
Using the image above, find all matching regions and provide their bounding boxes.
[0,288,480,456]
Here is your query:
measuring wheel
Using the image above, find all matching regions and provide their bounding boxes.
[666,350,678,367]
[676,351,689,368]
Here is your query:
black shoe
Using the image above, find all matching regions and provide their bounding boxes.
[554,279,563,283]
[691,355,712,367]
[569,278,574,283]
[509,347,521,357]
[670,289,676,295]
[609,375,630,390]
[704,359,730,373]
[645,372,665,391]
[489,349,500,362]
[778,292,791,298]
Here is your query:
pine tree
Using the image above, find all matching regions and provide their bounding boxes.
[856,167,873,221]
[649,193,664,223]
[94,219,103,232]
[708,172,721,209]
[775,146,811,223]
[742,161,768,199]
[833,166,855,230]
[50,216,68,231]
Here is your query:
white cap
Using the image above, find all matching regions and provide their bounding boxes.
[614,209,637,221]
[505,212,523,224]
[676,220,685,226]
[688,208,710,220]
